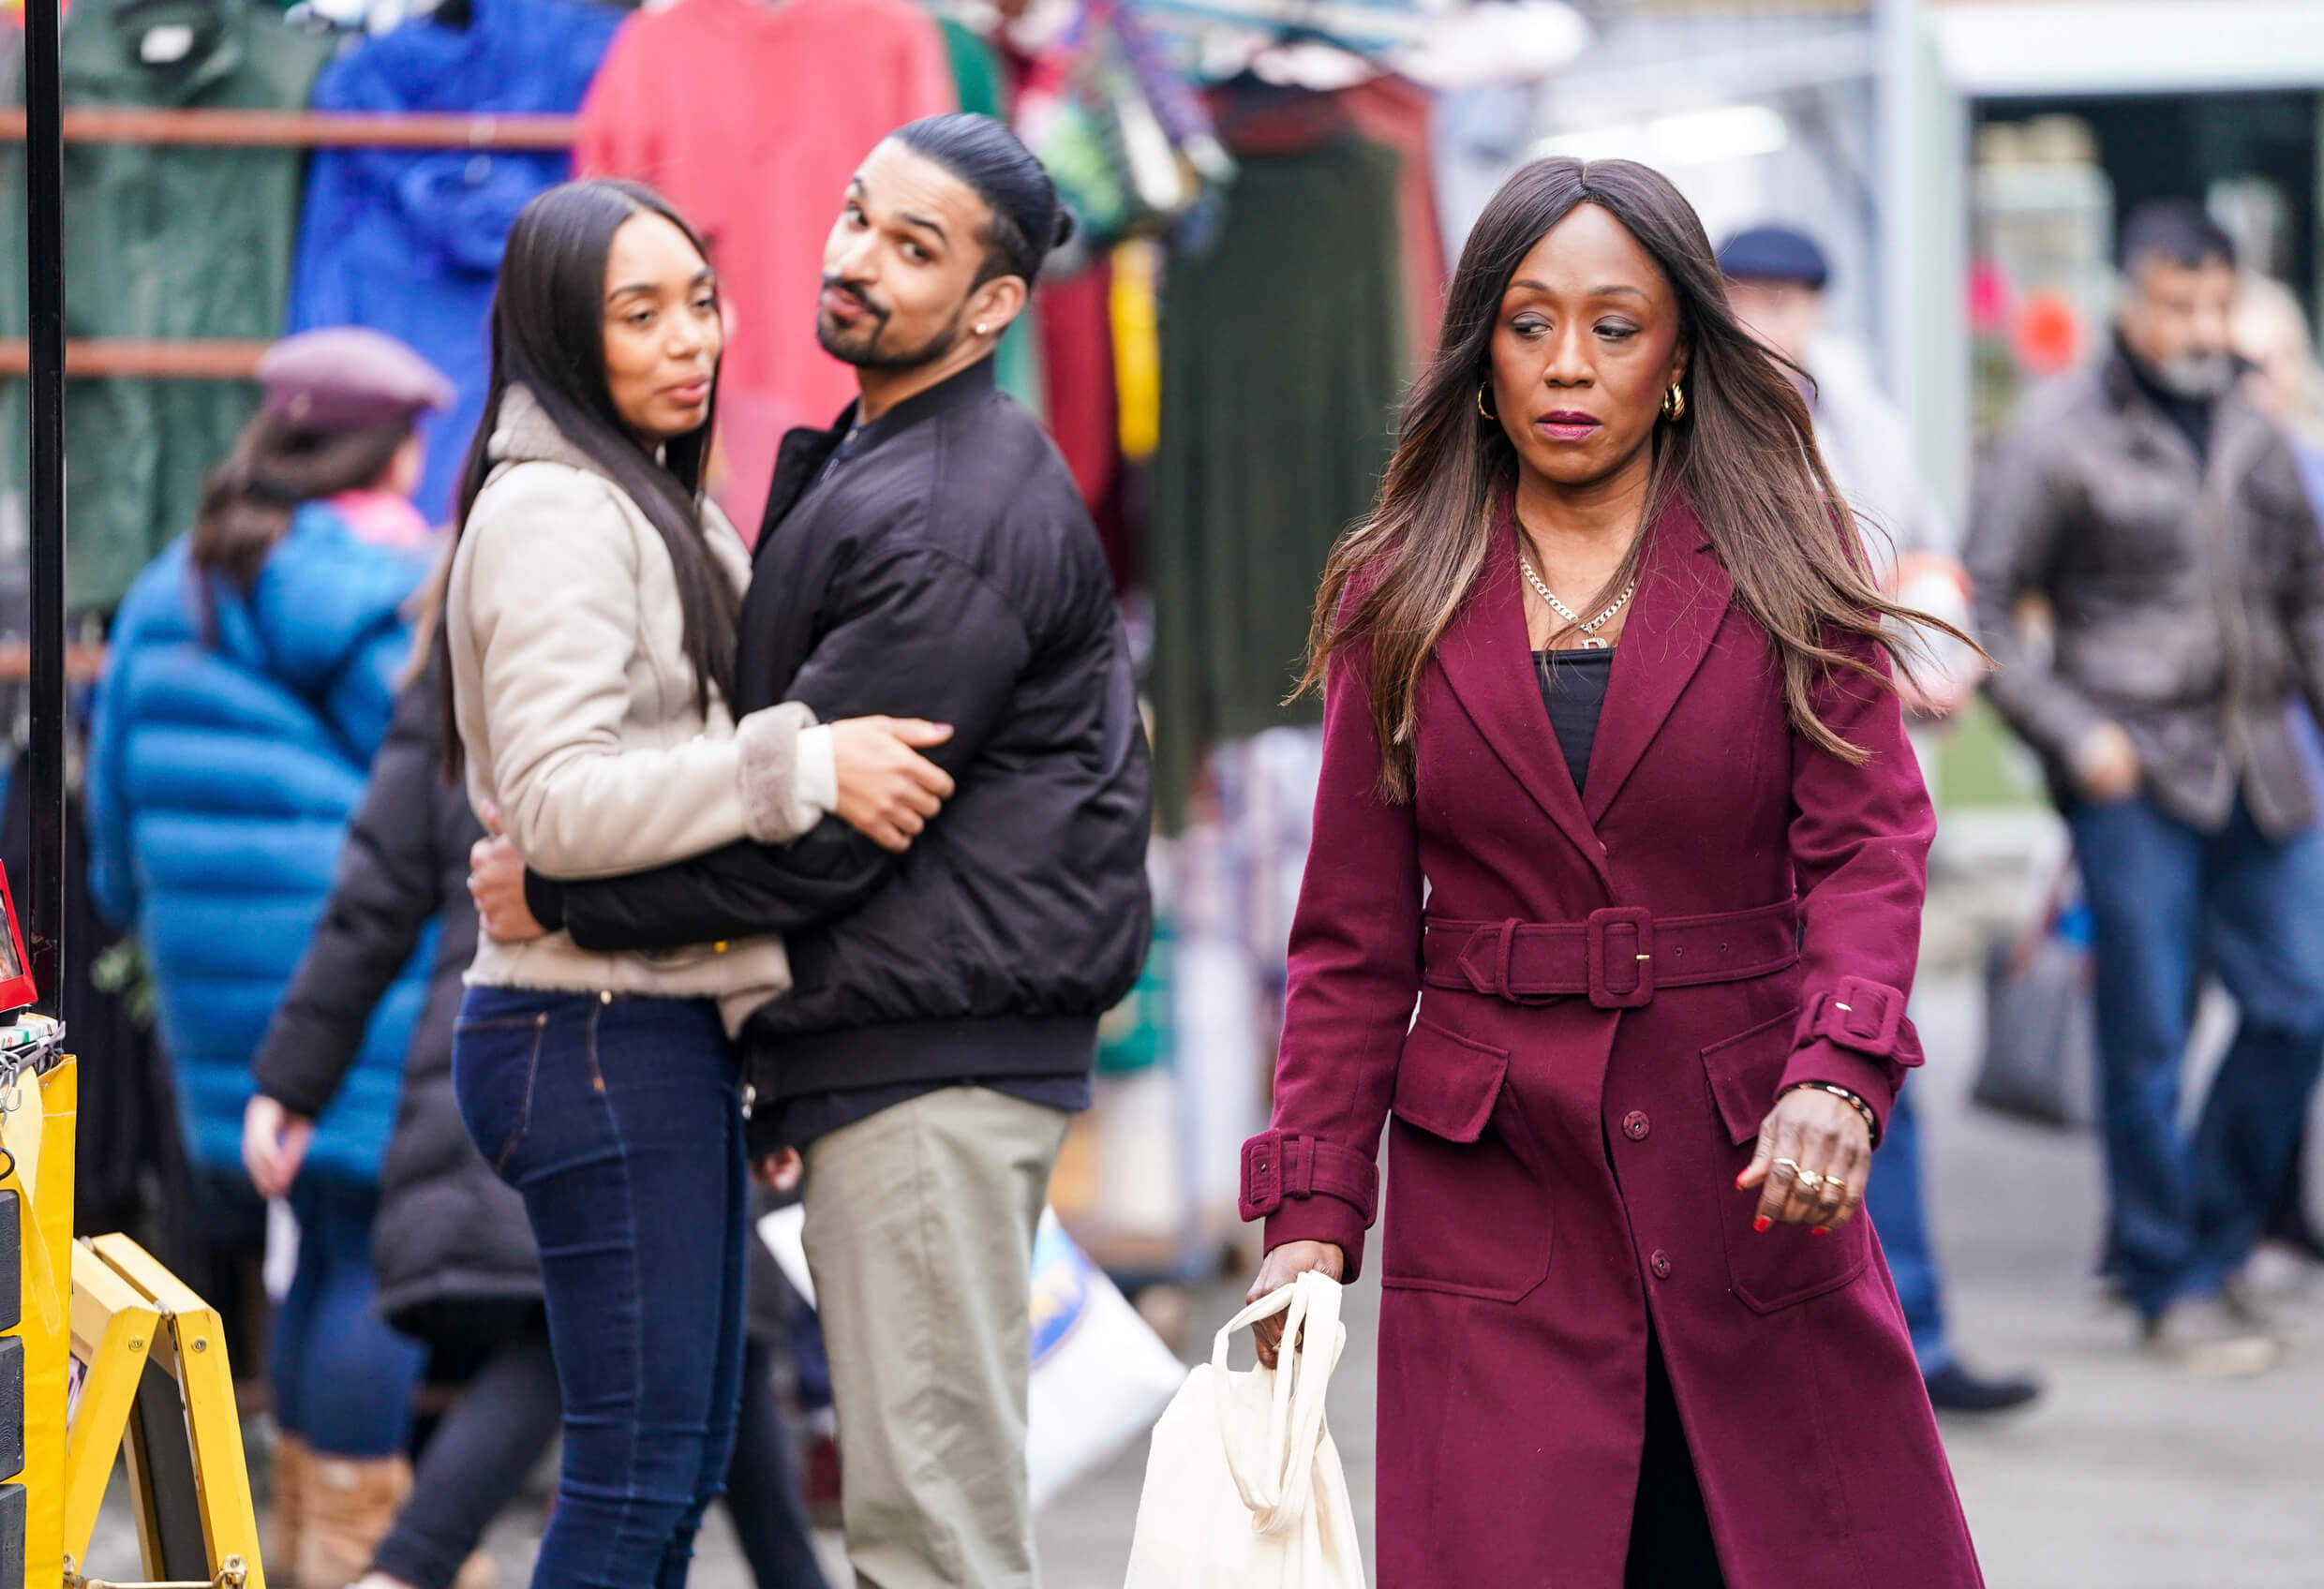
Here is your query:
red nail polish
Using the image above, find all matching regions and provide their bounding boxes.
[1811,1226,1830,1237]
[1753,1216,1771,1234]
[1735,1173,1748,1190]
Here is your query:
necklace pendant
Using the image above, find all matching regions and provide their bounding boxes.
[1581,636,1609,650]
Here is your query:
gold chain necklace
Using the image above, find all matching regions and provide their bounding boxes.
[1518,554,1634,650]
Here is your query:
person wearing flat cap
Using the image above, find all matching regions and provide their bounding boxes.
[87,326,459,1582]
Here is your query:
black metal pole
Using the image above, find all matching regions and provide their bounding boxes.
[22,0,66,1017]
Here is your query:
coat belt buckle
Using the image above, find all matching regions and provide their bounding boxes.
[1586,906,1655,1009]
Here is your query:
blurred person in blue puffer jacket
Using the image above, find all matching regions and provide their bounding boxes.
[87,327,453,1586]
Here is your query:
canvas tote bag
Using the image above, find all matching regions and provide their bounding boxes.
[1123,1269,1366,1589]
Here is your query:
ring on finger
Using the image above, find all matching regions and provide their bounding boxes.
[1795,1167,1824,1193]
[1773,1156,1801,1177]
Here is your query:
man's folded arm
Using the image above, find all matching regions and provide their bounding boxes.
[537,542,1035,952]
[526,835,882,951]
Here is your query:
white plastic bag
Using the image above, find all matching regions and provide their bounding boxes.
[1123,1270,1366,1589]
[756,1204,1186,1508]
[1022,1210,1190,1507]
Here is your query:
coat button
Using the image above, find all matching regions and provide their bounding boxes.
[1650,1250,1672,1281]
[1622,1110,1650,1141]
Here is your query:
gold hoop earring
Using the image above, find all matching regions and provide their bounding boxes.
[1661,382,1687,422]
[1477,382,1496,421]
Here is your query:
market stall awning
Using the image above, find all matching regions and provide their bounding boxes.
[1936,0,2324,97]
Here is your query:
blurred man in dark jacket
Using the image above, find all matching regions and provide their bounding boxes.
[1966,199,2324,1375]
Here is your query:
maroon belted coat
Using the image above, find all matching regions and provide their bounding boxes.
[1242,498,1984,1587]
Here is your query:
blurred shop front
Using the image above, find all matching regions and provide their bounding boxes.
[1920,0,2324,821]
[1444,0,1906,370]
[1932,2,2323,443]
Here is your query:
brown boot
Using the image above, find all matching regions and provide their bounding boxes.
[266,1433,309,1588]
[297,1455,411,1589]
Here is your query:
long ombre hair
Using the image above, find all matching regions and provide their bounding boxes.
[1299,157,1966,801]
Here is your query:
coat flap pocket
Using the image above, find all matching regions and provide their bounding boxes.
[1392,1018,1511,1143]
[1702,1012,1795,1146]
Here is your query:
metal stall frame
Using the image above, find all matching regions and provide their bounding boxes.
[23,0,66,1017]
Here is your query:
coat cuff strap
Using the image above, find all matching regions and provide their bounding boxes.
[1240,1131,1379,1226]
[1783,979,1919,1138]
[1795,976,1914,1062]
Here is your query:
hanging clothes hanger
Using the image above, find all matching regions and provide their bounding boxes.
[111,0,229,71]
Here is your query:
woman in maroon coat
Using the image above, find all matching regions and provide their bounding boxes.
[1242,159,1986,1587]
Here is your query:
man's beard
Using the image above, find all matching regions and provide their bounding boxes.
[816,284,966,371]
[2153,349,2237,398]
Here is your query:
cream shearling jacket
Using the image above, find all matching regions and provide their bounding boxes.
[446,386,817,1029]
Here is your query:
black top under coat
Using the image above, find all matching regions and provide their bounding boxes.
[1536,646,1616,789]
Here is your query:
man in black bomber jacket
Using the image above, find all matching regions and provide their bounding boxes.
[471,117,1150,1586]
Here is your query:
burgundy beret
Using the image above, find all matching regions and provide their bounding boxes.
[257,328,454,435]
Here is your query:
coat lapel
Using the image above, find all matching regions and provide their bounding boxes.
[1434,506,1613,891]
[1583,497,1733,824]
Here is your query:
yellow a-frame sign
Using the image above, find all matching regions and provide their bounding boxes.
[0,1053,262,1589]
[63,1236,262,1589]
[3,1053,76,1589]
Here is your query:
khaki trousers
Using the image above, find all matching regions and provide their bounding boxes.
[801,1085,1069,1589]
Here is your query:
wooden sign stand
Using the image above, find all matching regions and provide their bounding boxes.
[62,1238,261,1589]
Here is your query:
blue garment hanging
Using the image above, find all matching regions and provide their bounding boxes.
[287,0,625,521]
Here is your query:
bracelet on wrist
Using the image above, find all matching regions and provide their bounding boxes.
[1783,1080,1881,1147]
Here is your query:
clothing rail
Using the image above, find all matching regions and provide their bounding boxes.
[0,340,270,378]
[0,643,107,684]
[0,107,583,378]
[0,107,578,148]
[22,0,66,1009]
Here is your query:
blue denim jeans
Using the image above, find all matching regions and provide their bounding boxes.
[1862,1085,1949,1375]
[452,987,749,1589]
[272,1172,427,1458]
[2065,794,2324,1317]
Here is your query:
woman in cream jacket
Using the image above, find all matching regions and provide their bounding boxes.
[440,179,947,1589]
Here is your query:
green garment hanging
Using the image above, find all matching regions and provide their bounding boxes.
[1146,136,1404,830]
[0,0,334,614]
[939,15,1044,419]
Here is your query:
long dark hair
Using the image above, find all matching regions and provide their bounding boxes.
[437,178,737,775]
[192,411,411,592]
[1301,156,1965,800]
